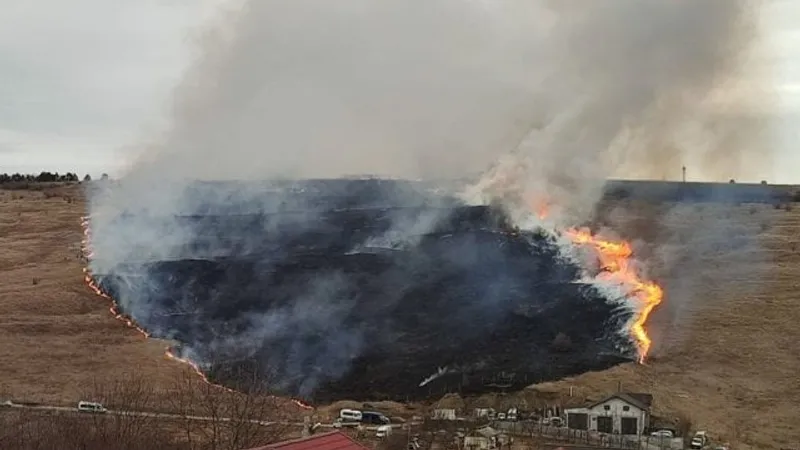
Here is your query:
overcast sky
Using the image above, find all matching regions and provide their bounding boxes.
[1,0,799,181]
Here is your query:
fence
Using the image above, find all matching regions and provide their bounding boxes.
[492,421,682,450]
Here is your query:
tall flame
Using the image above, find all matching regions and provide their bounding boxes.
[80,217,313,410]
[563,228,664,363]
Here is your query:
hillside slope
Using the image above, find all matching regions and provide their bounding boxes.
[532,202,800,449]
[1,184,798,448]
[0,185,187,404]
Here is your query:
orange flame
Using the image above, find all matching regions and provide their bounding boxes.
[563,228,664,363]
[529,198,550,220]
[80,217,313,410]
[81,217,151,338]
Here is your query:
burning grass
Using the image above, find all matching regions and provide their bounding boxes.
[2,183,799,448]
[81,215,313,410]
[562,228,664,362]
[83,181,642,402]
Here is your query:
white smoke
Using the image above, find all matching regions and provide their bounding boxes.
[86,0,776,386]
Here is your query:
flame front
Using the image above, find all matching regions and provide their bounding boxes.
[564,228,664,363]
[80,216,313,411]
[81,217,150,337]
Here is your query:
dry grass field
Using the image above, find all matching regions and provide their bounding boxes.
[530,201,800,450]
[0,183,187,404]
[1,183,798,449]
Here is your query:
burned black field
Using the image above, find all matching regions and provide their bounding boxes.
[88,180,636,403]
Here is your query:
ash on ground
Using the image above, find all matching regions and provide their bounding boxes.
[89,179,635,403]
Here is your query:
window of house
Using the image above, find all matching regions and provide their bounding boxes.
[623,406,630,412]
[603,405,610,411]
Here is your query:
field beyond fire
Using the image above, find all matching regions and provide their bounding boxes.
[0,182,799,448]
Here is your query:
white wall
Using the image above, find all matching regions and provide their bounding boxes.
[463,436,492,450]
[566,397,649,435]
[432,409,457,420]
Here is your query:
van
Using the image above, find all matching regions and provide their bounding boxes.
[77,401,107,413]
[332,418,361,429]
[339,409,363,422]
[362,411,390,425]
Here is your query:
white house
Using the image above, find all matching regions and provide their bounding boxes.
[564,392,652,436]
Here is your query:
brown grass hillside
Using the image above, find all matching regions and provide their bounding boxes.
[525,202,800,450]
[1,184,798,449]
[0,184,187,404]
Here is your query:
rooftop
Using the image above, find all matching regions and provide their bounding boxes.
[242,431,369,450]
[587,392,654,411]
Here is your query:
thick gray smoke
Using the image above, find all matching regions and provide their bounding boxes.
[120,0,771,192]
[464,0,772,224]
[88,0,774,390]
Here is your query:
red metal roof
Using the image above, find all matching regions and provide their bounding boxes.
[244,431,370,450]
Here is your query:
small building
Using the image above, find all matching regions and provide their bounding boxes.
[432,408,457,420]
[432,393,464,420]
[564,392,652,436]
[463,426,511,450]
[241,431,370,450]
[474,407,494,418]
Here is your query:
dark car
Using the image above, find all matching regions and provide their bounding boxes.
[361,411,391,425]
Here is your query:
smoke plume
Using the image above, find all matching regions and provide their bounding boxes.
[88,0,775,390]
[463,0,772,224]
[117,0,771,191]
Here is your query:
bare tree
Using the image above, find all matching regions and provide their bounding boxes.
[412,417,464,450]
[167,366,293,450]
[0,408,184,450]
[167,370,203,449]
[1,368,295,449]
[81,373,164,449]
[379,430,415,450]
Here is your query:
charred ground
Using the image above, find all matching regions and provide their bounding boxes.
[89,180,636,402]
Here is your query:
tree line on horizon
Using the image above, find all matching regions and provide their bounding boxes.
[0,171,110,184]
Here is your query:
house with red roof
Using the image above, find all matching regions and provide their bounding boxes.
[242,431,371,450]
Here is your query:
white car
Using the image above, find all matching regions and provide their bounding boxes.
[77,401,107,413]
[690,431,708,449]
[650,429,674,438]
[332,418,361,429]
[543,417,563,427]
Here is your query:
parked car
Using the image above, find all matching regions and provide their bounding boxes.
[650,429,674,438]
[362,411,391,425]
[542,417,563,427]
[332,418,361,429]
[339,409,362,422]
[690,431,708,449]
[77,401,107,413]
[506,408,518,421]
